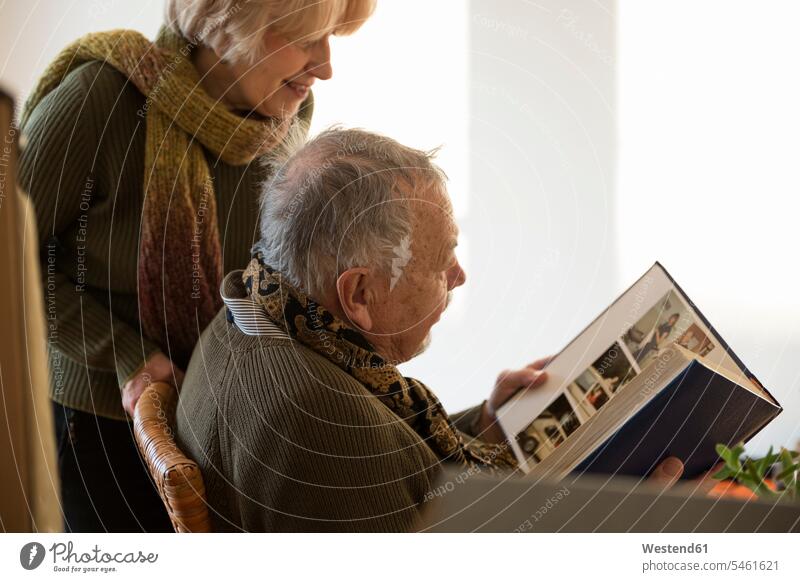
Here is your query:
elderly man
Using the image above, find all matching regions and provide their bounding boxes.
[175,128,684,532]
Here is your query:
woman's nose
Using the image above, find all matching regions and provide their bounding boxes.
[308,38,333,80]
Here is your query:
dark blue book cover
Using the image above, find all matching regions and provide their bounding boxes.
[574,360,782,478]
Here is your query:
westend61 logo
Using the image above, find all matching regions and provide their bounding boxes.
[19,541,158,574]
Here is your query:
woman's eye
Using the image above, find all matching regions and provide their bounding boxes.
[298,33,330,50]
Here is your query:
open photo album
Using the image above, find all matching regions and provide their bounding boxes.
[497,263,782,479]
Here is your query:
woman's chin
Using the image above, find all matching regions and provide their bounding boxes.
[256,98,302,120]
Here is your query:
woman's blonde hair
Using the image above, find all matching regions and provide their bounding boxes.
[166,0,376,64]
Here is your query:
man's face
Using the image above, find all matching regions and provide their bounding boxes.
[367,184,466,363]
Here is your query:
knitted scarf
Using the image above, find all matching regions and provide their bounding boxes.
[242,253,520,474]
[22,27,305,368]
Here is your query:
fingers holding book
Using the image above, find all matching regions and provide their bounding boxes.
[491,366,550,411]
[647,458,725,495]
[648,456,685,489]
[525,355,555,371]
[474,362,551,444]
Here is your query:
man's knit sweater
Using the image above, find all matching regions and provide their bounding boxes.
[175,271,484,532]
[19,60,311,420]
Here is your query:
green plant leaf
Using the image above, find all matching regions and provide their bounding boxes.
[778,448,798,493]
[755,446,779,476]
[716,443,744,471]
[714,443,799,500]
[746,460,766,484]
[776,464,799,482]
[712,466,738,481]
[715,443,733,463]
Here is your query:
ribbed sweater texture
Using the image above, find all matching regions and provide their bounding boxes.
[175,305,484,532]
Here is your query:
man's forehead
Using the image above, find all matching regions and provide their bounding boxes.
[409,206,459,254]
[410,199,456,227]
[408,182,453,215]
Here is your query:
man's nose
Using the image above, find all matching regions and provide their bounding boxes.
[450,261,467,289]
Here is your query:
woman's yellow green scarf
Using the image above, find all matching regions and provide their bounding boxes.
[22,27,310,368]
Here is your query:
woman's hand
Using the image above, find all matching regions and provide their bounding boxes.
[476,356,553,443]
[122,352,185,417]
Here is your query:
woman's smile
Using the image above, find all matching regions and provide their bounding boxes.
[284,80,312,100]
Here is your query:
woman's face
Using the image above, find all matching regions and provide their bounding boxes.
[228,33,333,119]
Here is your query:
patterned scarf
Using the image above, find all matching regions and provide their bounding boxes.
[242,253,519,473]
[22,27,308,367]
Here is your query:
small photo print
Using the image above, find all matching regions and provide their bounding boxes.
[623,290,710,369]
[590,341,638,394]
[567,342,637,419]
[676,323,715,357]
[515,394,581,463]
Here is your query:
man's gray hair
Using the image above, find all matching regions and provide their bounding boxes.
[255,127,447,297]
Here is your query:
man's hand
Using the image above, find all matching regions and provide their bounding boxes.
[473,358,724,491]
[122,352,185,417]
[648,456,685,488]
[649,457,723,494]
[476,356,553,443]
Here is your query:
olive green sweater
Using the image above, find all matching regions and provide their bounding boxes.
[175,272,484,532]
[19,60,311,420]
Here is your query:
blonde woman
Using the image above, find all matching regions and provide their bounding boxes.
[20,0,375,532]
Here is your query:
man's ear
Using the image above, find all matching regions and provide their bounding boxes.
[336,267,376,332]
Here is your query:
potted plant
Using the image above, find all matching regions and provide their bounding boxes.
[712,442,800,500]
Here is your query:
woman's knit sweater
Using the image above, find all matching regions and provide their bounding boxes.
[19,60,312,420]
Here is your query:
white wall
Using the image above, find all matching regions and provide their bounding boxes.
[618,0,800,451]
[401,0,618,413]
[0,0,163,109]
[309,1,468,215]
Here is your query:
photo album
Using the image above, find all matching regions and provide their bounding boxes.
[497,263,782,480]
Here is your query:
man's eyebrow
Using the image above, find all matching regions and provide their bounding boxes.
[437,237,458,266]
